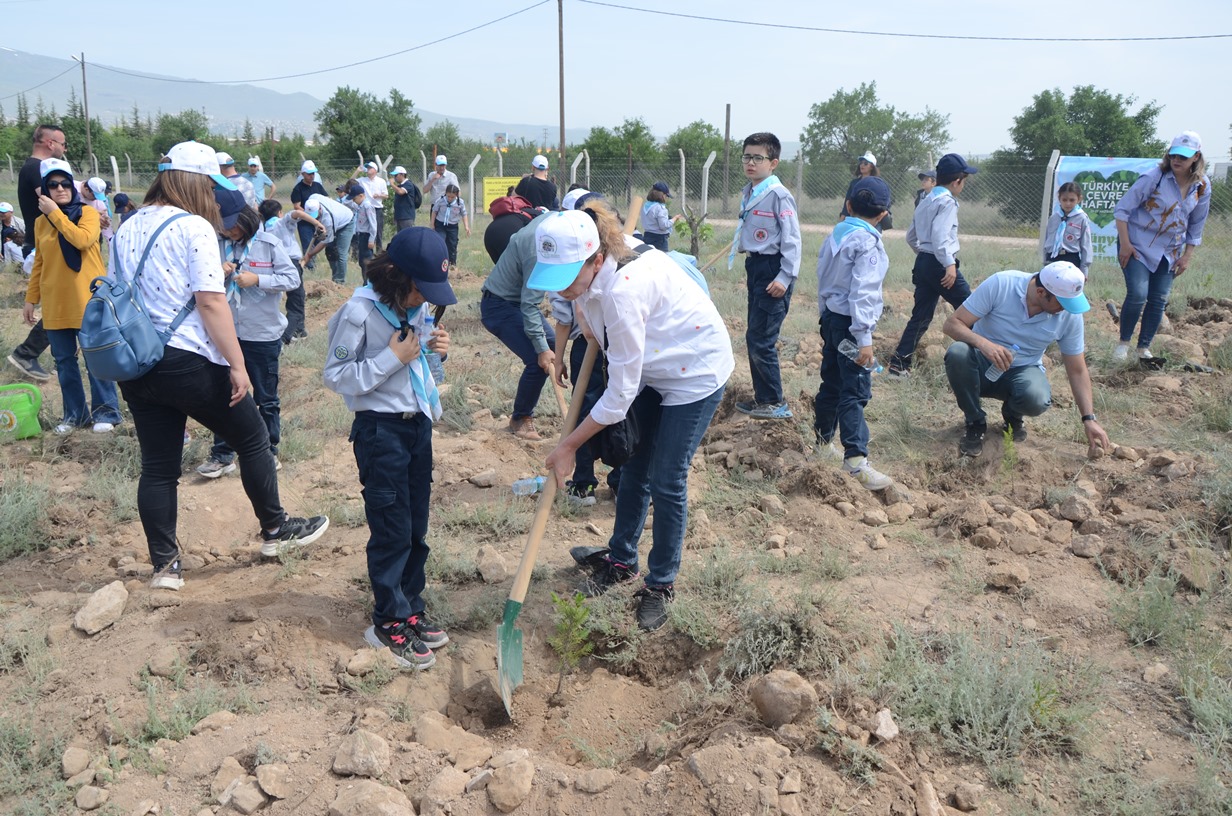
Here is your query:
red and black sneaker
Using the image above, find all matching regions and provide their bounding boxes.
[364,620,435,670]
[407,613,449,649]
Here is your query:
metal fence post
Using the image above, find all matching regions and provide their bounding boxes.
[570,151,585,185]
[1039,149,1061,248]
[584,150,590,189]
[124,153,132,188]
[109,156,120,191]
[679,149,686,211]
[795,153,804,220]
[700,151,717,218]
[468,154,481,218]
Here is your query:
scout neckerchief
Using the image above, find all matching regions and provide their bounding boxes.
[222,238,251,306]
[1050,203,1085,258]
[825,216,880,258]
[728,174,784,269]
[353,285,441,422]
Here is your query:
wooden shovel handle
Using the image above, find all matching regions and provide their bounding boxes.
[507,341,601,605]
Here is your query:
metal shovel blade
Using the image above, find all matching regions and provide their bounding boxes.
[496,599,524,717]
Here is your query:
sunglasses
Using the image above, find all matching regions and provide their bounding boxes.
[45,179,74,190]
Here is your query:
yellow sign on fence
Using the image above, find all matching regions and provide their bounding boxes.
[482,177,524,213]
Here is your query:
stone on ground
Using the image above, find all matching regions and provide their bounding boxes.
[487,758,535,813]
[333,729,391,778]
[73,581,128,635]
[750,669,819,727]
[329,780,414,816]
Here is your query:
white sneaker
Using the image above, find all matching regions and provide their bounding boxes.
[274,457,282,471]
[197,458,237,479]
[149,561,184,591]
[53,423,74,436]
[92,422,115,434]
[1113,343,1130,361]
[1137,347,1153,360]
[844,456,893,491]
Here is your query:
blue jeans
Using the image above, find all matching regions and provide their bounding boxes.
[569,336,620,492]
[118,347,285,569]
[355,232,373,282]
[944,341,1052,428]
[813,310,871,459]
[890,253,972,371]
[1118,254,1173,349]
[282,259,306,342]
[435,221,460,266]
[642,231,669,251]
[47,328,122,426]
[480,291,554,420]
[210,339,282,462]
[745,253,793,405]
[607,383,725,587]
[326,219,356,284]
[351,411,433,625]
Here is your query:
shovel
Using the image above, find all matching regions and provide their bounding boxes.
[497,341,600,717]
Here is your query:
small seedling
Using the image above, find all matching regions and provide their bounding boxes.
[548,591,593,696]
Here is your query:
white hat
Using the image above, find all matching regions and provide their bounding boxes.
[532,154,549,170]
[39,158,73,179]
[1039,261,1089,314]
[859,151,877,166]
[0,202,11,213]
[216,151,235,166]
[86,177,108,199]
[392,165,408,176]
[435,155,447,166]
[160,142,237,190]
[365,161,378,170]
[304,198,321,216]
[1168,131,1202,158]
[300,160,318,174]
[528,210,600,292]
[247,157,261,166]
[561,188,591,210]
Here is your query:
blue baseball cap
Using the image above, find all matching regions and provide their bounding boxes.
[652,181,671,198]
[529,210,600,292]
[214,187,247,230]
[937,153,978,177]
[851,176,892,209]
[387,227,457,305]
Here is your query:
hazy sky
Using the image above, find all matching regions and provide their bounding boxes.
[6,0,1230,159]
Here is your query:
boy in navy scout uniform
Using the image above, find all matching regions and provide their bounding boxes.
[731,132,802,420]
[888,153,978,377]
[324,227,456,670]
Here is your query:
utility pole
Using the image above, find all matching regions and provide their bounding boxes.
[557,0,567,190]
[71,53,93,174]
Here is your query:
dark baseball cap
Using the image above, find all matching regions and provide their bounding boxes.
[937,153,978,176]
[917,170,936,180]
[214,187,247,230]
[851,176,892,209]
[387,227,457,305]
[652,181,672,198]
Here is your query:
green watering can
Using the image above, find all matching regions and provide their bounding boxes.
[0,383,42,440]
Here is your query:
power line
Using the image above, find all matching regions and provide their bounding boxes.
[91,0,550,86]
[0,64,77,101]
[576,0,1232,42]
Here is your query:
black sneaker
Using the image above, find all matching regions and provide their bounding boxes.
[150,559,184,591]
[7,353,51,382]
[565,481,597,507]
[960,424,986,457]
[634,585,674,631]
[364,621,435,670]
[407,613,449,648]
[260,515,330,557]
[579,557,638,597]
[1001,414,1027,443]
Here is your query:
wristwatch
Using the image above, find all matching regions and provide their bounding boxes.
[1081,414,1097,423]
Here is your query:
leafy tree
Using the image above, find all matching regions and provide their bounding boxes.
[981,85,1165,222]
[242,118,255,145]
[800,82,950,173]
[314,86,423,166]
[663,120,725,196]
[581,117,658,165]
[424,120,462,157]
[15,94,29,129]
[152,109,210,153]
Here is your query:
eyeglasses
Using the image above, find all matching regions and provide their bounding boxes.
[741,154,770,165]
[45,179,74,190]
[46,138,65,147]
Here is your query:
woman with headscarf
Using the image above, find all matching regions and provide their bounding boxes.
[22,158,121,434]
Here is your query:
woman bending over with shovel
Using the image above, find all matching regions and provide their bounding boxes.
[532,202,734,632]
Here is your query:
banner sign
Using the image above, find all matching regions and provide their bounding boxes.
[1053,156,1158,259]
[482,176,524,212]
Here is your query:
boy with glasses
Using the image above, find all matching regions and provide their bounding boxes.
[731,132,801,420]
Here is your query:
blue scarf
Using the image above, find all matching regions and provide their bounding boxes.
[222,238,252,305]
[1050,204,1085,258]
[729,174,783,269]
[357,285,442,422]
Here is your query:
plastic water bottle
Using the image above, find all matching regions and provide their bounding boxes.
[512,476,547,496]
[837,338,884,374]
[420,314,446,383]
[985,343,1021,381]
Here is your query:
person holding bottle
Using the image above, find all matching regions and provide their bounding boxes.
[941,261,1110,458]
[813,176,894,490]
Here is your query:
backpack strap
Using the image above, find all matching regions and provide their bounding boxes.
[124,212,198,343]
